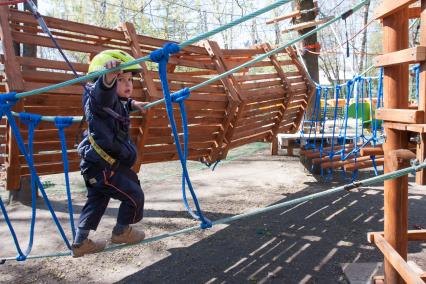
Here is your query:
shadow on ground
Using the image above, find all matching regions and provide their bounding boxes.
[117,180,426,284]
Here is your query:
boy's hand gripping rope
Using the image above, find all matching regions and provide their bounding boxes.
[149,43,212,229]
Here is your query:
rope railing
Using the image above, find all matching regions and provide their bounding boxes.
[2,157,424,262]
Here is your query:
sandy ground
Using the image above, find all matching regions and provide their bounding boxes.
[1,143,426,284]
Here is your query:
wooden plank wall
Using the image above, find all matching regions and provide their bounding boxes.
[0,7,314,190]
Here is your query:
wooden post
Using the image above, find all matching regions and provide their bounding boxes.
[382,5,409,284]
[0,6,25,191]
[122,22,159,172]
[416,1,426,185]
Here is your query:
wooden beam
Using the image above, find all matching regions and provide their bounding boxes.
[409,7,421,19]
[370,230,426,242]
[261,43,291,140]
[266,10,301,24]
[281,17,333,33]
[374,46,426,67]
[368,233,424,284]
[122,22,158,173]
[375,0,417,19]
[360,146,384,156]
[376,109,424,124]
[416,0,426,186]
[344,157,385,172]
[203,40,240,162]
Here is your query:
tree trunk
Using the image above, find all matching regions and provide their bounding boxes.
[358,1,370,73]
[295,0,319,119]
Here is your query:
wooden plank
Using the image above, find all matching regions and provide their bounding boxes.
[375,0,417,19]
[203,40,241,161]
[9,9,126,40]
[282,17,334,33]
[408,7,421,18]
[266,10,302,24]
[374,46,426,67]
[372,230,426,242]
[344,157,385,171]
[0,6,24,91]
[368,233,424,284]
[12,31,112,54]
[360,146,384,156]
[376,108,424,123]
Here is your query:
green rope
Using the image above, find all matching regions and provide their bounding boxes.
[12,0,369,122]
[15,0,293,99]
[138,0,370,111]
[3,157,424,262]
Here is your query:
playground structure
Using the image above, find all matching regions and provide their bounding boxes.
[0,6,315,191]
[298,74,386,179]
[1,1,426,283]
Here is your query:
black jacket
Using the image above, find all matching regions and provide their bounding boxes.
[77,76,137,172]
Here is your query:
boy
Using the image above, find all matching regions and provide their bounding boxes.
[72,50,149,257]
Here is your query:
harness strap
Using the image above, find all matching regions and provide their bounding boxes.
[88,133,116,166]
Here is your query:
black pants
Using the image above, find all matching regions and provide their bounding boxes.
[77,165,145,231]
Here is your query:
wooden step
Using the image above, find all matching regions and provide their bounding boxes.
[376,109,424,124]
[375,0,417,20]
[374,46,426,67]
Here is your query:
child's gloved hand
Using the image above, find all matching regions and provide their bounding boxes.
[104,60,123,85]
[132,101,149,114]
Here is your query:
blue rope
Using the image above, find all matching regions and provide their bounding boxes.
[149,43,212,229]
[18,112,42,260]
[312,87,322,151]
[415,64,420,104]
[54,117,76,240]
[0,94,72,251]
[319,87,329,176]
[0,94,33,261]
[304,87,319,150]
[341,80,353,159]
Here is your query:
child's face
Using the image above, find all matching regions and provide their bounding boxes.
[116,72,133,99]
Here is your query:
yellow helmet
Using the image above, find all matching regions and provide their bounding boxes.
[88,49,142,74]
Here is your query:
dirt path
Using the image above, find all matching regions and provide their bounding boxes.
[1,143,426,283]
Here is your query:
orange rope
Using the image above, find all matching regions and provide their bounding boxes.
[303,17,377,56]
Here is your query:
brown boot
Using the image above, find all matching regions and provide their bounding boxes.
[111,226,145,245]
[71,239,106,258]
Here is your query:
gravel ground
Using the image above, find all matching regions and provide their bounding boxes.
[1,143,426,284]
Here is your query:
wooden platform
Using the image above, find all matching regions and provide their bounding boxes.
[0,7,315,190]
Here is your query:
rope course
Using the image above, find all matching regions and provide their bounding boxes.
[0,0,377,261]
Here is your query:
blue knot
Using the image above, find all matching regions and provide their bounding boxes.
[347,80,353,87]
[336,85,341,91]
[19,112,42,126]
[16,255,27,262]
[54,116,74,129]
[149,43,181,63]
[0,92,18,109]
[316,86,322,91]
[200,219,213,229]
[171,88,191,103]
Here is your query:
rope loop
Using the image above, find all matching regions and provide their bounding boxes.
[149,43,180,63]
[19,112,42,127]
[0,92,18,109]
[16,255,27,262]
[54,116,74,129]
[171,88,191,103]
